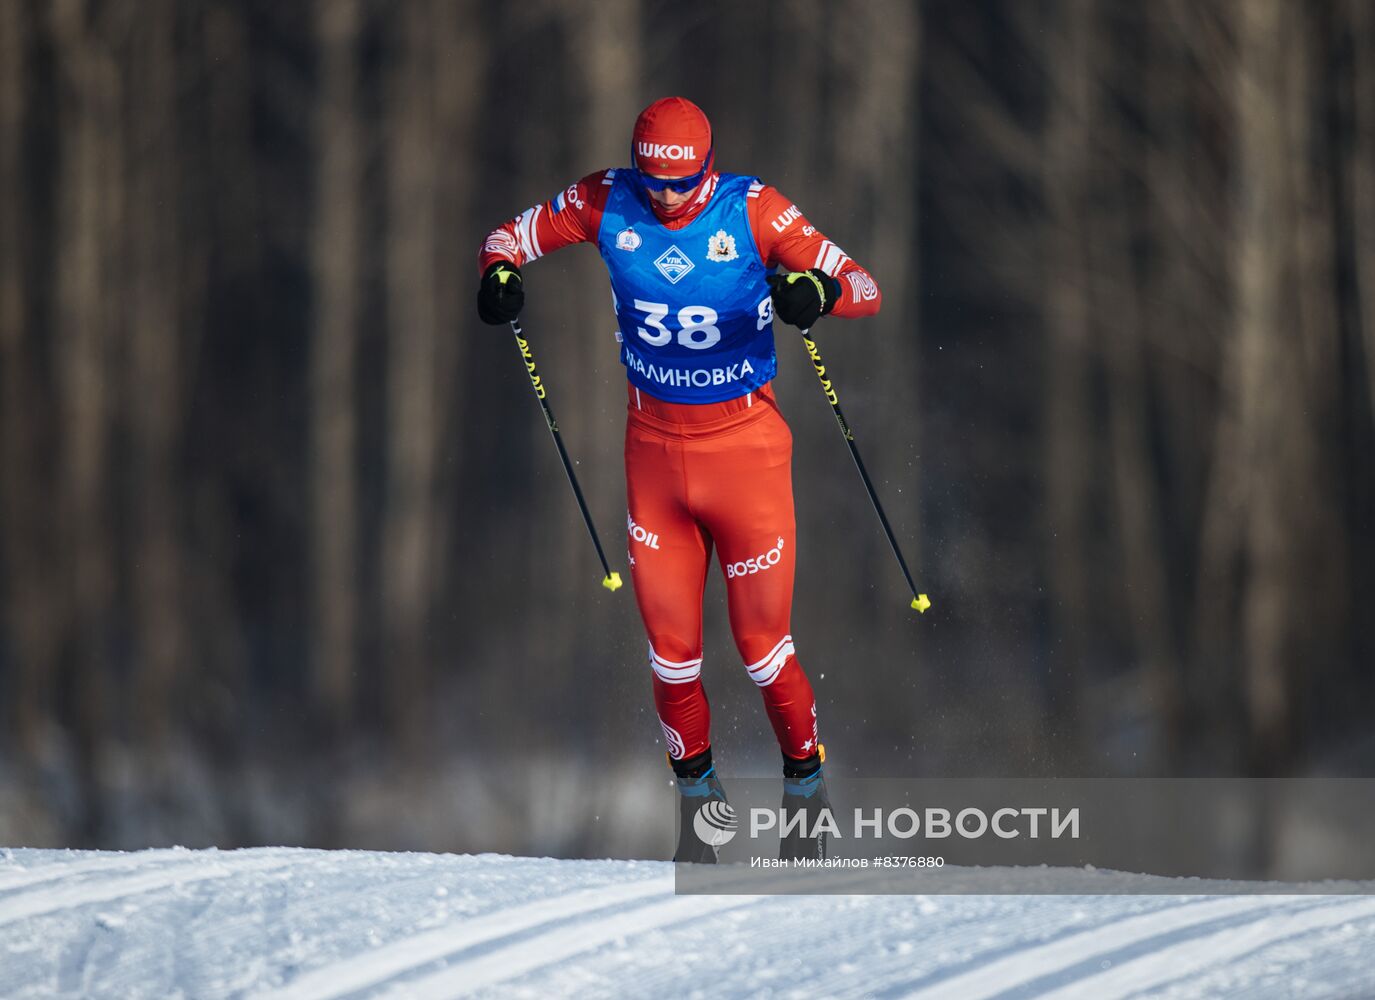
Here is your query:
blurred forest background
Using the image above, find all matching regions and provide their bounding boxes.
[1,0,1373,858]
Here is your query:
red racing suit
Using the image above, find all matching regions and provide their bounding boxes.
[479,170,881,762]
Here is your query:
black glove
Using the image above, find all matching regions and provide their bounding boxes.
[476,260,524,325]
[767,268,841,330]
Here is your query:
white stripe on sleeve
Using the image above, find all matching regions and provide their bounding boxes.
[514,205,545,262]
[815,241,849,276]
[528,203,544,259]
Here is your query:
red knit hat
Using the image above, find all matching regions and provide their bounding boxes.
[632,97,712,176]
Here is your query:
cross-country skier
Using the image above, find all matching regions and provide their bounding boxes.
[477,97,882,862]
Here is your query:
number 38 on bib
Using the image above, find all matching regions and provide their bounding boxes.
[598,172,781,403]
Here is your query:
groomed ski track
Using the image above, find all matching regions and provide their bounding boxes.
[2,848,1373,998]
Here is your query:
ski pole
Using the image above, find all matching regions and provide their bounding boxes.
[799,328,930,613]
[509,319,622,592]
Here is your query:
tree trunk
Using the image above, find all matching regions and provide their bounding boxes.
[50,0,121,841]
[0,0,55,758]
[830,0,923,746]
[565,0,642,752]
[126,0,183,754]
[1141,0,1231,765]
[1349,0,1375,444]
[1214,0,1346,774]
[1040,3,1094,764]
[311,0,362,734]
[1278,1,1347,746]
[383,0,439,754]
[1093,121,1185,769]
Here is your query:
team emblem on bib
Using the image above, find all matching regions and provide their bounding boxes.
[654,245,695,284]
[616,227,642,252]
[706,229,739,263]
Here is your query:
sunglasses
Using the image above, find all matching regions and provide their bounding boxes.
[634,147,714,193]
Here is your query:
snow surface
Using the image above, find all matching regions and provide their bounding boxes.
[2,847,1375,998]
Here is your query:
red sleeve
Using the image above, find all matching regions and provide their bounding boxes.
[477,170,615,273]
[748,183,882,319]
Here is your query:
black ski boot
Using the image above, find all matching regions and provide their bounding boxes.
[672,749,732,864]
[778,747,832,862]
